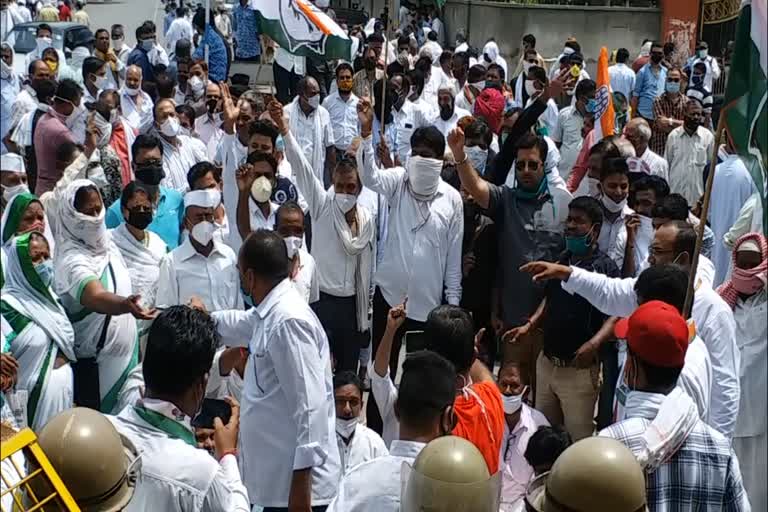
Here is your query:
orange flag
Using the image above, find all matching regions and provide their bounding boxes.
[594,46,616,141]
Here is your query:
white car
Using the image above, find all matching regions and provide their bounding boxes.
[4,21,90,76]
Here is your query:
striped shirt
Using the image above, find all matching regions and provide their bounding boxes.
[686,84,713,114]
[650,92,687,155]
[600,393,751,512]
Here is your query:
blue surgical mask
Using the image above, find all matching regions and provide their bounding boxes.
[665,81,681,94]
[141,38,155,52]
[585,98,597,113]
[565,228,594,256]
[34,259,54,288]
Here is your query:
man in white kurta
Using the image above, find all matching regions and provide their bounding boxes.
[708,153,756,286]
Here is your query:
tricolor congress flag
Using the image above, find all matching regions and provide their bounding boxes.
[250,0,352,60]
[722,0,767,233]
[593,46,616,142]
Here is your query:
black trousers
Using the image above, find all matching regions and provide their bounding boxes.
[273,63,301,105]
[313,292,362,373]
[365,287,427,435]
[596,342,619,430]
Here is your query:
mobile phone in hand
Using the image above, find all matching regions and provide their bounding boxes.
[191,398,232,429]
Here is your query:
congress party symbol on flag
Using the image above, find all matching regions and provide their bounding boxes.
[250,0,352,60]
[593,46,616,142]
[722,0,767,232]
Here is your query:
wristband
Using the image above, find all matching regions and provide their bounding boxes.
[456,154,468,165]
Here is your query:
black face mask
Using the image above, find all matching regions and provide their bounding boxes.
[127,209,153,230]
[135,164,165,186]
[650,54,663,64]
[206,99,219,115]
[439,103,454,121]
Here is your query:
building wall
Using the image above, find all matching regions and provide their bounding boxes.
[443,1,662,74]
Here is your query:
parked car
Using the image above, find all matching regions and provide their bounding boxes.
[3,22,90,76]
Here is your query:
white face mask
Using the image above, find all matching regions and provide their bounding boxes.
[72,208,108,251]
[1,59,12,80]
[525,79,538,97]
[189,76,205,98]
[112,37,124,51]
[160,116,181,138]
[336,416,358,438]
[406,155,443,198]
[601,193,628,213]
[36,37,52,53]
[93,112,113,148]
[306,94,320,110]
[502,386,527,414]
[92,74,109,90]
[334,193,357,213]
[464,145,488,175]
[2,183,29,202]
[124,84,141,97]
[469,80,485,92]
[283,236,303,259]
[191,220,216,246]
[250,176,272,204]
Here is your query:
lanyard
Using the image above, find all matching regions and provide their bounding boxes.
[134,405,196,447]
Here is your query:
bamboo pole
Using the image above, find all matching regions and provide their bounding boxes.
[683,112,727,318]
[379,3,391,138]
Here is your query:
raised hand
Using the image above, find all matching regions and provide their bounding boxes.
[268,100,289,136]
[357,98,374,138]
[519,261,573,283]
[447,127,466,163]
[502,322,531,344]
[236,163,255,192]
[386,300,407,333]
[220,83,240,133]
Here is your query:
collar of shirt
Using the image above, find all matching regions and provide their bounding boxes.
[254,278,294,320]
[176,236,227,262]
[682,126,705,139]
[138,397,194,434]
[503,405,536,456]
[389,440,426,459]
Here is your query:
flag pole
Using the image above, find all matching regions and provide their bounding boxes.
[683,111,728,317]
[379,3,391,139]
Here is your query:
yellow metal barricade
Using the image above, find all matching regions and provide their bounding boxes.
[1,428,79,512]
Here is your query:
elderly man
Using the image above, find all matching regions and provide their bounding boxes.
[195,81,225,160]
[152,98,207,193]
[433,84,471,138]
[121,65,154,134]
[622,117,668,181]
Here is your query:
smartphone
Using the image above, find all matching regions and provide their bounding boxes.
[191,398,232,429]
[403,330,427,353]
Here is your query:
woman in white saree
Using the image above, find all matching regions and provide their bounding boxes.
[1,231,75,431]
[110,182,168,344]
[52,180,155,414]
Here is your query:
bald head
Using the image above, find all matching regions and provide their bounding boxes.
[126,65,143,91]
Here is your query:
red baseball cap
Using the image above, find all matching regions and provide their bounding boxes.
[614,300,689,368]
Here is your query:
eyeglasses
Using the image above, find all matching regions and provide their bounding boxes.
[515,160,541,172]
[136,160,163,168]
[667,78,681,83]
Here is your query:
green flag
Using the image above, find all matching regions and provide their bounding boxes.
[722,0,768,233]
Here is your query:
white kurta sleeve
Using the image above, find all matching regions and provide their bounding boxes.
[270,319,332,470]
[154,255,178,309]
[357,136,405,200]
[201,454,250,512]
[284,131,327,218]
[211,310,255,348]
[443,199,463,306]
[560,266,639,318]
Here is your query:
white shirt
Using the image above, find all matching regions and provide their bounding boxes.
[499,405,550,512]
[664,125,715,206]
[205,348,244,403]
[246,198,278,233]
[359,137,463,322]
[10,87,38,131]
[108,400,250,512]
[432,106,472,138]
[396,98,434,164]
[285,132,372,298]
[292,247,319,304]
[274,46,306,76]
[614,334,712,427]
[733,291,767,438]
[120,89,154,134]
[322,91,360,151]
[687,56,721,91]
[211,279,341,507]
[552,106,585,179]
[165,17,195,53]
[608,63,636,99]
[368,362,400,447]
[159,134,208,193]
[708,155,755,286]
[638,147,669,182]
[155,238,244,312]
[561,263,741,439]
[337,422,389,475]
[288,102,335,182]
[195,114,225,162]
[598,203,634,269]
[216,133,248,251]
[326,439,425,512]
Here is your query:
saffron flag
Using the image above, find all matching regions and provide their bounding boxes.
[593,46,616,142]
[722,0,767,233]
[250,0,352,60]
